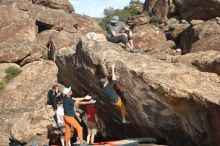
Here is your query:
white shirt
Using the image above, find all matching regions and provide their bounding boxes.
[56,107,64,124]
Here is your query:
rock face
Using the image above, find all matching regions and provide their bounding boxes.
[174,0,220,21]
[32,0,74,13]
[133,24,167,52]
[1,0,220,146]
[0,6,47,65]
[127,14,150,26]
[56,33,220,146]
[0,0,102,65]
[143,0,176,23]
[180,18,220,54]
[0,61,58,145]
[178,51,220,75]
[0,0,32,10]
[144,0,220,21]
[0,0,104,145]
[0,6,37,42]
[0,40,47,64]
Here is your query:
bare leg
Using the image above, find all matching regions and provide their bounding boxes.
[91,133,95,144]
[66,141,70,146]
[125,42,133,50]
[129,39,134,48]
[60,136,65,146]
[87,133,91,144]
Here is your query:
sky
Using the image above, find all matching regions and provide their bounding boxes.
[69,0,145,18]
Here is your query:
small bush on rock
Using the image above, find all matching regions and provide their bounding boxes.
[150,15,161,27]
[0,80,6,91]
[5,66,22,81]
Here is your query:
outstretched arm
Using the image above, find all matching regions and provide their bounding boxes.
[112,64,116,81]
[72,97,86,101]
[76,99,96,105]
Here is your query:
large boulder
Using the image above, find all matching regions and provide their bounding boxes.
[37,29,81,50]
[72,13,103,35]
[29,4,76,28]
[0,0,32,10]
[144,40,181,61]
[143,0,176,23]
[0,40,47,65]
[0,60,58,145]
[32,0,74,13]
[133,24,167,53]
[180,18,220,54]
[0,6,47,65]
[127,14,150,26]
[165,22,190,41]
[0,6,37,42]
[56,33,220,146]
[178,51,220,75]
[174,0,220,21]
[29,5,102,34]
[144,0,220,21]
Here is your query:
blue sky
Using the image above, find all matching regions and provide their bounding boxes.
[69,0,145,18]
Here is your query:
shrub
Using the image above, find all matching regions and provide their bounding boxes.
[0,80,5,91]
[150,15,161,27]
[41,52,49,60]
[5,66,22,81]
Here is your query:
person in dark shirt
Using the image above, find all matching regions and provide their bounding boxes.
[62,87,96,146]
[47,84,63,110]
[106,15,139,53]
[99,64,129,124]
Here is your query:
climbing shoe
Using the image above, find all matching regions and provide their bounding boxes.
[130,48,139,53]
[122,119,130,124]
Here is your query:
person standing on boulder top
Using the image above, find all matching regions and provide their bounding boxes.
[99,64,130,124]
[106,15,139,53]
[62,87,96,145]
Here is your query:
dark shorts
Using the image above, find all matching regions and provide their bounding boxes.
[87,121,97,135]
[57,123,66,135]
[107,34,132,44]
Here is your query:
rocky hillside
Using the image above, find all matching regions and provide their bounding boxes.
[0,0,220,146]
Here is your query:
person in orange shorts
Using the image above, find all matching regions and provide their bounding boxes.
[99,64,130,124]
[62,87,96,146]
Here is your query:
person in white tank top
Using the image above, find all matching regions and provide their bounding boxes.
[56,101,71,146]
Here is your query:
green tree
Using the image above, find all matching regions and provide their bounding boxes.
[129,0,141,7]
[99,5,139,30]
[103,7,114,16]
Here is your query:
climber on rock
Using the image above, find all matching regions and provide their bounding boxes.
[62,87,96,145]
[99,64,130,124]
[106,15,139,53]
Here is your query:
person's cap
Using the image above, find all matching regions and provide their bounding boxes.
[99,78,107,87]
[62,87,71,95]
[111,15,119,23]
